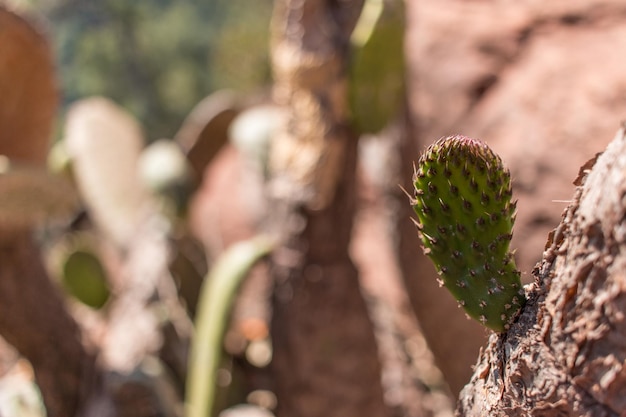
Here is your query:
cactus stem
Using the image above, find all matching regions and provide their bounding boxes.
[411,135,526,332]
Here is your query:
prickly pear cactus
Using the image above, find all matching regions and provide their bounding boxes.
[411,135,525,332]
[349,0,405,135]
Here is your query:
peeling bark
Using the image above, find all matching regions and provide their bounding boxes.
[457,127,626,416]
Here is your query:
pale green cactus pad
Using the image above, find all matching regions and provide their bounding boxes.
[411,135,525,332]
[349,0,405,134]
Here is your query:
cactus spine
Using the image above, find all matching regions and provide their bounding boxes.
[411,135,525,332]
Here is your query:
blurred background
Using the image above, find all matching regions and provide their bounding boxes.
[1,1,624,417]
[21,0,273,139]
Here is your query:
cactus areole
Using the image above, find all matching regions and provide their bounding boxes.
[411,135,525,332]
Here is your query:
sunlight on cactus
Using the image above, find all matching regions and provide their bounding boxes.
[411,135,525,332]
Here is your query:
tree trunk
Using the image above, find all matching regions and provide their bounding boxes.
[457,127,626,416]
[268,1,388,416]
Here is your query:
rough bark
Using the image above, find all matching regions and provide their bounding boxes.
[457,127,626,416]
[268,1,388,416]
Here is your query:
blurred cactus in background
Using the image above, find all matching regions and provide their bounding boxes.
[0,2,277,414]
[349,0,405,135]
[59,242,111,309]
[63,97,150,247]
[186,237,273,417]
[2,1,625,417]
[0,4,57,166]
[174,90,242,179]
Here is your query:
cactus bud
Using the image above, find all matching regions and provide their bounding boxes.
[411,135,525,332]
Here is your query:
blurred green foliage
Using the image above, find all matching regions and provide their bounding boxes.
[34,0,273,139]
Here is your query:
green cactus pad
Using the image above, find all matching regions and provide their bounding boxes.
[411,135,525,332]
